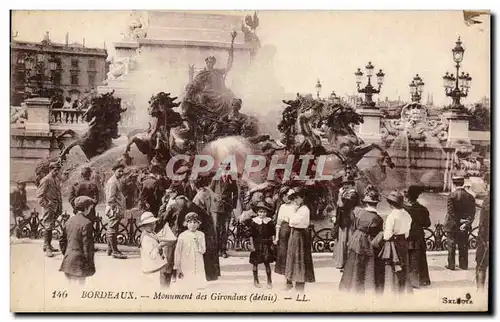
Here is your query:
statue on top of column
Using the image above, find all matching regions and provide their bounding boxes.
[182,31,237,118]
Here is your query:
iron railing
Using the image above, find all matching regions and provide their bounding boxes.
[11,209,479,253]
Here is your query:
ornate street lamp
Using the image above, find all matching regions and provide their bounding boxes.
[442,37,472,112]
[409,74,425,103]
[315,79,322,98]
[355,62,385,108]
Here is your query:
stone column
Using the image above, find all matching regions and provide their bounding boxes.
[443,110,473,191]
[444,110,471,146]
[24,97,51,133]
[357,107,383,143]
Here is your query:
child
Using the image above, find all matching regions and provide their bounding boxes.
[59,196,97,286]
[174,212,207,290]
[247,201,276,288]
[138,212,169,286]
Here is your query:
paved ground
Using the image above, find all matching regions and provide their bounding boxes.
[10,240,488,312]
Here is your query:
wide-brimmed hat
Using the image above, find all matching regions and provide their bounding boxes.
[184,212,201,225]
[278,186,291,197]
[252,201,273,213]
[289,186,306,198]
[385,190,404,207]
[138,212,159,227]
[49,162,61,170]
[406,185,425,200]
[74,196,96,209]
[452,171,466,182]
[362,185,380,204]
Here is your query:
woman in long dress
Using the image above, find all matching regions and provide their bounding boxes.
[379,190,413,294]
[285,187,315,292]
[339,185,384,294]
[332,176,359,270]
[273,188,297,287]
[403,185,431,288]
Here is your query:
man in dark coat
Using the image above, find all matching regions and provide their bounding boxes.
[158,190,221,282]
[138,164,168,216]
[476,173,490,290]
[36,162,62,257]
[10,181,29,238]
[210,170,238,258]
[444,174,476,270]
[59,196,97,285]
[69,167,99,216]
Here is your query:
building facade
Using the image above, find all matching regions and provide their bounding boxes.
[10,32,107,106]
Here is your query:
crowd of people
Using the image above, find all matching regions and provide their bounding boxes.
[11,158,490,294]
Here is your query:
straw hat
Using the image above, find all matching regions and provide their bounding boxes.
[385,190,404,207]
[138,212,159,227]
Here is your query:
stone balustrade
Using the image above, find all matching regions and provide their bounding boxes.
[49,108,87,125]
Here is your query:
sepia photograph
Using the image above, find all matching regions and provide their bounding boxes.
[9,9,491,313]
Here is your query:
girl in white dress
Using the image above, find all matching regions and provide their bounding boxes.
[174,212,207,290]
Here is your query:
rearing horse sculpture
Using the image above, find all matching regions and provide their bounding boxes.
[277,95,394,175]
[124,92,183,165]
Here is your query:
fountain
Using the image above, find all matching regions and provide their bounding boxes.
[381,102,449,190]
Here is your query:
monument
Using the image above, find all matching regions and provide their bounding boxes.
[98,11,261,128]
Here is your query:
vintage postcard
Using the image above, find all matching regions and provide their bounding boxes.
[10,10,491,312]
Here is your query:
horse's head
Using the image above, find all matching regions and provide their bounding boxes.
[148,92,181,118]
[326,104,363,135]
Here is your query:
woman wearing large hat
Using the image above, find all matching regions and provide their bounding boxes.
[403,185,431,288]
[332,173,359,270]
[379,190,413,294]
[339,185,384,294]
[284,187,315,292]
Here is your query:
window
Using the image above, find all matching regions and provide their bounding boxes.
[88,59,96,69]
[71,59,79,68]
[53,72,61,86]
[71,74,79,85]
[88,74,95,87]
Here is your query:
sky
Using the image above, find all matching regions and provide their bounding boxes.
[11,10,490,106]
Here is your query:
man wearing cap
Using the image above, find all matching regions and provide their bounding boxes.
[210,167,238,258]
[104,163,127,259]
[59,196,97,285]
[36,162,62,257]
[10,181,29,239]
[69,167,99,216]
[444,173,476,271]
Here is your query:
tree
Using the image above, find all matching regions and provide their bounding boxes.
[469,103,491,131]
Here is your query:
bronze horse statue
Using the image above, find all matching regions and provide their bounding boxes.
[124,92,184,165]
[35,92,126,186]
[57,91,127,161]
